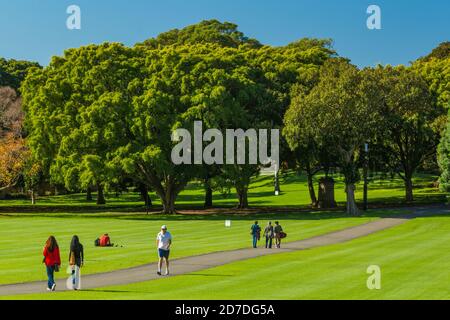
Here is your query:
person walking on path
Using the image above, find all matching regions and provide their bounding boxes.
[274,221,284,248]
[68,235,84,290]
[250,221,261,248]
[264,221,274,249]
[156,225,172,276]
[42,236,61,291]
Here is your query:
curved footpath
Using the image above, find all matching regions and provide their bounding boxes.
[0,205,448,296]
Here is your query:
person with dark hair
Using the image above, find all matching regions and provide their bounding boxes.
[42,236,61,291]
[68,235,84,290]
[250,221,261,248]
[264,221,274,249]
[274,221,284,248]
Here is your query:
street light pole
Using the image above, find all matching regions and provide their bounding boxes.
[274,162,280,196]
[363,143,369,211]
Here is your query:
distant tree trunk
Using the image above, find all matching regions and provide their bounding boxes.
[139,184,152,208]
[204,178,213,208]
[345,183,360,216]
[30,189,36,205]
[307,174,317,207]
[96,183,106,205]
[236,187,249,209]
[404,174,414,202]
[86,187,93,201]
[54,186,59,196]
[317,177,336,208]
[305,165,318,207]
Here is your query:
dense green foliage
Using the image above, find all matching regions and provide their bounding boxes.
[0,58,40,92]
[13,21,450,213]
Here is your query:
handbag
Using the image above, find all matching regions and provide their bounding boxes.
[54,264,60,272]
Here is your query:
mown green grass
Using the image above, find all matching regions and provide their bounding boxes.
[9,215,449,300]
[0,172,444,211]
[0,210,388,285]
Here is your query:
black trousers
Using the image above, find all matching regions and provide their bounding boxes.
[265,236,273,248]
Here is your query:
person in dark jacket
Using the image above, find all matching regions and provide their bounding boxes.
[43,236,61,291]
[68,235,84,290]
[250,221,261,248]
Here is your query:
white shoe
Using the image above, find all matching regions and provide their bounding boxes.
[51,283,56,291]
[165,271,170,276]
[46,288,51,291]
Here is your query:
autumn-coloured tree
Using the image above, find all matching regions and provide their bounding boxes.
[0,87,28,193]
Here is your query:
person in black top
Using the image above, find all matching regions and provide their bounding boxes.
[69,235,84,290]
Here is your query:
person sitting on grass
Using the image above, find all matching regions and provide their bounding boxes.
[156,225,172,276]
[99,233,113,247]
[250,221,261,248]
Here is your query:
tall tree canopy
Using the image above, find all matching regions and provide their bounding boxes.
[138,19,262,49]
[371,65,444,202]
[284,58,383,215]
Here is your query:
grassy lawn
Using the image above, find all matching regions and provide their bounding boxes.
[0,210,388,285]
[0,172,445,211]
[7,215,449,300]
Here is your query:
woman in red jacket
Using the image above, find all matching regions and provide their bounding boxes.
[43,236,61,291]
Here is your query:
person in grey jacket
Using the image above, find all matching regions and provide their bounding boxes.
[264,222,274,249]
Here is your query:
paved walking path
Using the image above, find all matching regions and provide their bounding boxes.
[0,205,448,296]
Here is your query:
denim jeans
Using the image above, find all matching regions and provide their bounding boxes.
[46,265,55,289]
[252,234,258,248]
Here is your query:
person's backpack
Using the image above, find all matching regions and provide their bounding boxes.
[94,238,100,247]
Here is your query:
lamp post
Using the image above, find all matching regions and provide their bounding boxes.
[363,143,369,211]
[274,162,280,196]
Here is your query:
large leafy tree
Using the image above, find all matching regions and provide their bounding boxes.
[284,59,382,215]
[22,43,143,204]
[115,44,268,213]
[0,87,28,192]
[371,65,444,202]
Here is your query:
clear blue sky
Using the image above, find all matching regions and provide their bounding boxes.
[0,0,448,67]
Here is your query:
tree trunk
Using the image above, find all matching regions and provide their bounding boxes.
[404,176,414,202]
[96,183,106,205]
[160,191,177,214]
[345,183,360,216]
[86,187,93,201]
[236,188,249,209]
[307,173,317,207]
[31,189,36,205]
[317,177,336,208]
[139,184,152,208]
[204,179,213,208]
